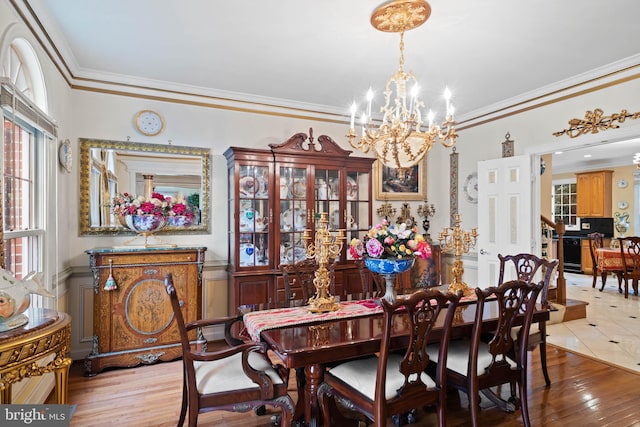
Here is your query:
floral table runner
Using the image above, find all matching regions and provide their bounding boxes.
[243,293,478,342]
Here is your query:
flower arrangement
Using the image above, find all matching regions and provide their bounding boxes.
[349,219,431,260]
[112,192,194,221]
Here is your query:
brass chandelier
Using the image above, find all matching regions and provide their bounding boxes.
[347,0,457,169]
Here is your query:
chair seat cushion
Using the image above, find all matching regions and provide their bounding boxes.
[194,351,284,395]
[326,353,436,400]
[426,340,516,376]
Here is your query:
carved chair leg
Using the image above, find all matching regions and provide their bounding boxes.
[616,272,623,293]
[599,271,607,291]
[539,323,551,387]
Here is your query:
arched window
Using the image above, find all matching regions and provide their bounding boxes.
[1,37,48,112]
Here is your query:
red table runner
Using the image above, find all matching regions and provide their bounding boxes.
[243,294,478,342]
[243,300,381,342]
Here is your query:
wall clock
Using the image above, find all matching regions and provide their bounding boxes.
[134,110,165,136]
[463,172,478,204]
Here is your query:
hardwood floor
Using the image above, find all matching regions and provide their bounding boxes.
[63,344,640,427]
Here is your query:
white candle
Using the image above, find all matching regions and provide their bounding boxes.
[366,87,373,118]
[444,87,452,117]
[349,101,357,129]
[409,85,419,115]
[428,110,435,128]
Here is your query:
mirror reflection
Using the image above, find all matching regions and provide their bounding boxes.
[79,138,210,235]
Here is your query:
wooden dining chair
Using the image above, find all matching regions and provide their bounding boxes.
[588,232,623,292]
[618,236,640,298]
[354,258,386,296]
[427,280,544,427]
[318,288,461,427]
[164,274,294,427]
[497,253,558,387]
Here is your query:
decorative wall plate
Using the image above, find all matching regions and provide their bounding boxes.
[463,172,478,204]
[617,200,629,210]
[617,178,628,189]
[58,139,72,173]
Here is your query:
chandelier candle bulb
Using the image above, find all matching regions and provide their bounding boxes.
[350,102,357,129]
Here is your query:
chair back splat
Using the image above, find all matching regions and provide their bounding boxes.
[164,273,294,427]
[319,288,461,427]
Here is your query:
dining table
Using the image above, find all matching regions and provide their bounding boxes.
[241,288,550,426]
[595,247,637,297]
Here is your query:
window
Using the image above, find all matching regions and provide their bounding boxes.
[3,117,43,279]
[1,38,54,308]
[552,180,578,228]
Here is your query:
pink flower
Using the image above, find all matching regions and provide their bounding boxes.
[171,203,188,216]
[365,238,384,258]
[139,201,156,214]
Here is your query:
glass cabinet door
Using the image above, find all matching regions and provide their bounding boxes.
[346,169,371,260]
[278,166,308,265]
[238,164,270,267]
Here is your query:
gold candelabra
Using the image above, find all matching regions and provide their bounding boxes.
[376,200,396,221]
[302,212,346,313]
[438,213,478,295]
[417,200,436,241]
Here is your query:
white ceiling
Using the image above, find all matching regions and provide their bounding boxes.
[20,0,640,170]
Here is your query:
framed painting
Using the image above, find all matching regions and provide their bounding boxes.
[375,159,426,201]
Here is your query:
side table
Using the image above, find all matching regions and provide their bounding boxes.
[0,308,72,403]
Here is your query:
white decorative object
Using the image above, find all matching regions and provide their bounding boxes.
[617,178,628,189]
[617,200,629,210]
[58,139,72,173]
[0,269,54,331]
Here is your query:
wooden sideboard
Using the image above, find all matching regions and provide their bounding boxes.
[0,308,72,403]
[84,246,206,375]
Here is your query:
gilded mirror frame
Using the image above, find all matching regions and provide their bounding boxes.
[79,138,210,235]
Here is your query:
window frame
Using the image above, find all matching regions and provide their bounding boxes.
[552,178,579,231]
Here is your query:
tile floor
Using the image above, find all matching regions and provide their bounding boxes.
[546,272,640,373]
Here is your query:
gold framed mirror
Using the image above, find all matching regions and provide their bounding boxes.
[79,138,210,235]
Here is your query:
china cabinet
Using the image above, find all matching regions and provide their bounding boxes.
[84,246,206,375]
[576,170,612,217]
[224,130,375,311]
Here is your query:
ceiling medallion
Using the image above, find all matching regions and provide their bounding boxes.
[347,0,457,169]
[552,108,640,138]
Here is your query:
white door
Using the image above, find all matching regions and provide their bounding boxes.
[477,155,537,287]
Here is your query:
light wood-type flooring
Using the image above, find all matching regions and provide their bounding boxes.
[62,340,640,426]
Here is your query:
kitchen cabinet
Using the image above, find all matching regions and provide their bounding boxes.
[84,246,206,375]
[224,130,375,311]
[576,170,613,217]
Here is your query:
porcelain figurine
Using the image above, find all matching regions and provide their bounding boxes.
[0,269,54,331]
